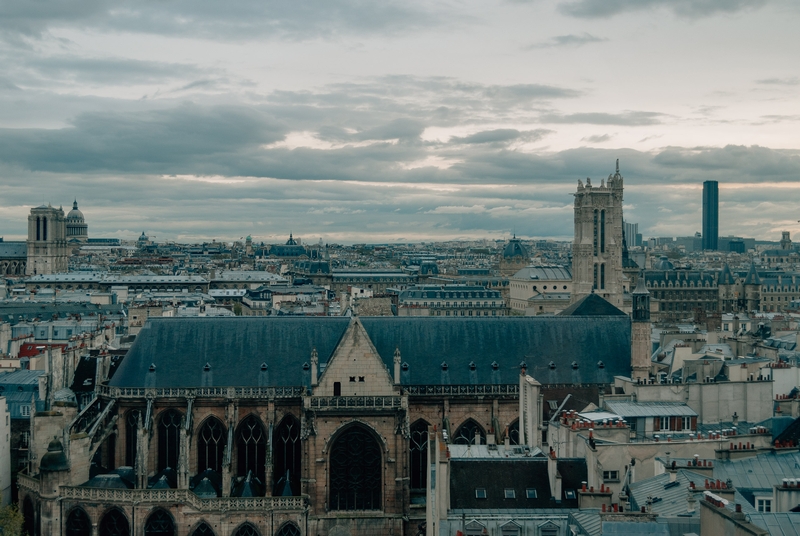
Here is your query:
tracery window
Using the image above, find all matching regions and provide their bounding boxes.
[275,522,301,536]
[190,523,215,536]
[99,508,130,536]
[272,414,301,496]
[197,417,225,473]
[409,420,429,490]
[144,509,175,536]
[158,409,182,471]
[232,523,260,536]
[508,419,520,445]
[453,419,486,445]
[329,425,382,510]
[237,414,267,483]
[65,507,91,536]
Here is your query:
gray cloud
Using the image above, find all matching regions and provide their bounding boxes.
[450,128,552,145]
[558,0,768,19]
[581,134,612,143]
[526,33,607,49]
[540,111,664,126]
[756,77,799,86]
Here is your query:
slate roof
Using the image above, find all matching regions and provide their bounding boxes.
[747,513,800,536]
[744,262,762,285]
[558,294,627,317]
[449,458,586,510]
[713,450,800,490]
[110,317,350,388]
[774,417,800,446]
[361,316,630,385]
[0,241,27,258]
[0,302,125,324]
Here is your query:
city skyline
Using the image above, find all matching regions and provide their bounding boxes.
[1,1,799,243]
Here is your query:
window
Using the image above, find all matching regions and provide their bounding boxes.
[125,410,141,467]
[565,489,577,500]
[237,414,267,486]
[275,522,301,536]
[99,508,129,536]
[231,523,259,536]
[504,488,516,499]
[158,409,182,471]
[329,425,382,510]
[757,498,772,512]
[659,417,670,431]
[273,415,301,496]
[603,470,619,481]
[526,488,537,499]
[21,405,30,417]
[190,523,215,536]
[682,417,692,431]
[475,488,487,499]
[197,417,225,474]
[144,509,175,536]
[453,419,486,445]
[409,420,429,490]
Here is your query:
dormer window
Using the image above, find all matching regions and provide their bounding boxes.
[475,488,487,499]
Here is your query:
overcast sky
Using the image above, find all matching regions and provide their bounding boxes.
[1,0,798,244]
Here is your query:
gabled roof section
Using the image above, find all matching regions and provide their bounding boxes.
[744,262,762,285]
[559,293,626,316]
[720,263,735,285]
[109,317,350,388]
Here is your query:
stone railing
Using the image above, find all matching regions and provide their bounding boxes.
[404,384,518,396]
[59,486,306,510]
[308,396,404,411]
[17,473,40,495]
[97,385,305,400]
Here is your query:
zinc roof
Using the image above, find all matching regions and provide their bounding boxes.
[747,513,800,536]
[712,450,800,490]
[604,401,698,418]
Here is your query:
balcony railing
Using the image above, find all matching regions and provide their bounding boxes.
[404,384,518,396]
[17,473,40,495]
[308,396,404,410]
[97,385,305,399]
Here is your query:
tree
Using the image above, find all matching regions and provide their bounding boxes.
[0,503,25,536]
[233,302,242,316]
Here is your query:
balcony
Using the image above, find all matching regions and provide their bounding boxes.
[307,396,405,411]
[96,385,305,400]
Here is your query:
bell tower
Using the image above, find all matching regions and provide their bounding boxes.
[26,204,68,275]
[631,272,651,381]
[571,160,625,308]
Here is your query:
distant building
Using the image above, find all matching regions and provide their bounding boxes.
[497,235,529,275]
[509,266,572,315]
[0,238,27,276]
[398,284,506,316]
[702,180,719,250]
[65,200,88,244]
[26,204,68,275]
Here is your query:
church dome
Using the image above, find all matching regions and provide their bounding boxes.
[653,256,674,270]
[66,200,85,222]
[503,236,528,259]
[40,436,70,472]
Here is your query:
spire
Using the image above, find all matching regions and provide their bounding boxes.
[616,159,619,174]
[719,263,734,285]
[73,199,78,209]
[744,261,761,286]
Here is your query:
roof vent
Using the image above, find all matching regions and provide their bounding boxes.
[469,361,476,371]
[519,361,527,369]
[401,362,409,371]
[572,361,579,370]
[441,361,448,371]
[549,361,556,370]
[302,362,310,371]
[491,361,499,371]
[597,361,605,369]
[260,362,268,371]
[203,362,211,372]
[149,363,156,372]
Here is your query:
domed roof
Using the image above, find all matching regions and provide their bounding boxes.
[40,436,70,472]
[66,200,85,222]
[503,236,528,259]
[653,256,674,270]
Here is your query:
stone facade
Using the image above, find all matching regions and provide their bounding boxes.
[26,204,68,276]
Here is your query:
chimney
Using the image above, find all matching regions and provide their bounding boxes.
[687,491,696,514]
[548,449,561,501]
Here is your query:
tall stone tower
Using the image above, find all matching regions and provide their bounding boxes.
[631,273,651,381]
[571,160,625,308]
[26,204,68,275]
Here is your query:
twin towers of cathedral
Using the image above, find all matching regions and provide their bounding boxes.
[571,160,651,380]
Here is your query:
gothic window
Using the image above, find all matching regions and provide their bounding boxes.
[125,410,140,467]
[190,523,215,536]
[232,523,260,536]
[237,414,267,483]
[144,509,175,536]
[508,419,520,445]
[275,522,301,536]
[600,209,606,253]
[409,420,429,490]
[158,409,183,471]
[99,508,130,536]
[43,218,47,241]
[36,217,41,241]
[600,263,605,290]
[197,417,225,473]
[453,419,486,445]
[593,263,598,290]
[329,425,382,510]
[66,507,91,536]
[23,496,36,536]
[273,414,301,496]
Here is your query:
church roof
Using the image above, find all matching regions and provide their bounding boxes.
[503,237,528,259]
[0,241,27,258]
[111,315,631,388]
[744,262,762,285]
[558,293,626,317]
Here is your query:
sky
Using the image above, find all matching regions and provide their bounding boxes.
[0,0,799,244]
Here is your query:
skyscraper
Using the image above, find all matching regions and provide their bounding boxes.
[702,180,718,250]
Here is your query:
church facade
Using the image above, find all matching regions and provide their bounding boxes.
[18,312,631,536]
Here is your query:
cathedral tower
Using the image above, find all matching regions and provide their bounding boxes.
[631,273,651,381]
[26,204,68,275]
[571,160,625,308]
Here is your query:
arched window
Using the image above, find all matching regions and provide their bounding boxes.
[144,509,175,536]
[272,414,301,496]
[197,417,225,473]
[158,409,183,471]
[453,419,486,445]
[508,420,520,445]
[329,425,382,511]
[232,523,260,536]
[190,523,215,536]
[237,414,266,483]
[275,522,301,536]
[66,507,91,536]
[125,409,141,467]
[22,496,36,536]
[99,508,129,536]
[409,420,429,490]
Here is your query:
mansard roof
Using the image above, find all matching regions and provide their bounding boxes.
[110,315,631,388]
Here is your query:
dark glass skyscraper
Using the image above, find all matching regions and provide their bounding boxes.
[702,180,718,250]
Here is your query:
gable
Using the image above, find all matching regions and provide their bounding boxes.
[314,318,396,397]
